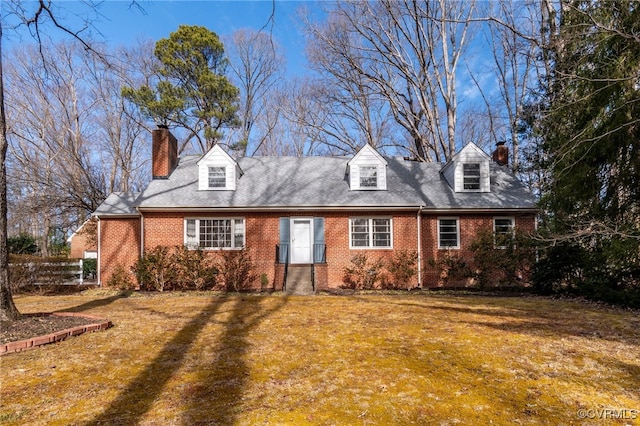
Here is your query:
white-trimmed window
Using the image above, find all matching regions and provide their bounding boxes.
[185,218,244,249]
[350,218,392,248]
[208,166,226,188]
[438,218,459,249]
[359,166,378,188]
[463,163,481,190]
[494,217,514,248]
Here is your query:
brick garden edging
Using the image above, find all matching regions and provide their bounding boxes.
[0,312,112,355]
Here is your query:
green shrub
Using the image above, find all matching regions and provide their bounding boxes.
[173,245,218,290]
[83,258,97,279]
[260,273,269,291]
[532,237,640,308]
[428,251,472,287]
[8,233,38,255]
[215,249,257,292]
[132,246,175,291]
[106,263,135,290]
[342,253,385,290]
[469,228,534,288]
[385,250,419,290]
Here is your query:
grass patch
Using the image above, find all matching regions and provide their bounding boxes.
[1,293,639,425]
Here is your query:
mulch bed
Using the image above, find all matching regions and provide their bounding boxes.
[1,315,100,345]
[1,313,112,355]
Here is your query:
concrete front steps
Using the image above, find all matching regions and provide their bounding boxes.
[285,265,314,295]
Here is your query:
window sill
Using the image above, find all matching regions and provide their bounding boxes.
[349,246,393,250]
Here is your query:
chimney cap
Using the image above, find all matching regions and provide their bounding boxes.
[496,141,506,146]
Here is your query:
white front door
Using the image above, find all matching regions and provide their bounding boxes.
[291,219,312,264]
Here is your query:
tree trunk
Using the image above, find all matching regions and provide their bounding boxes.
[0,23,21,321]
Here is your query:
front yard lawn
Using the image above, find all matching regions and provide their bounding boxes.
[1,291,639,425]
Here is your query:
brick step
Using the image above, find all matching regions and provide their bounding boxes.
[285,265,314,295]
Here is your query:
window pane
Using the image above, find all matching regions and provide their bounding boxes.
[372,218,391,247]
[190,218,244,249]
[199,219,212,248]
[186,219,196,238]
[494,218,513,235]
[360,166,377,187]
[185,219,197,248]
[208,166,226,188]
[439,219,458,247]
[234,219,245,248]
[351,219,369,247]
[463,163,481,190]
[200,219,231,248]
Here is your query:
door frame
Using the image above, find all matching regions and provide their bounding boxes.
[290,218,313,264]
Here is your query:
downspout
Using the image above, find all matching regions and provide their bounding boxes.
[140,211,144,260]
[417,206,423,288]
[97,218,101,287]
[139,212,145,291]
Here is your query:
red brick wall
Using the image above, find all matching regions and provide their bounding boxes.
[324,212,419,287]
[100,210,536,290]
[421,213,537,287]
[99,217,140,286]
[142,212,282,290]
[69,232,97,259]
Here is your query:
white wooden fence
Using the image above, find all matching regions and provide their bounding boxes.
[10,259,93,285]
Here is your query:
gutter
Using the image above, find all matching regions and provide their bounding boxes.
[135,206,538,215]
[136,205,425,213]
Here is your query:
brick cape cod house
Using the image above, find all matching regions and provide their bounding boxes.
[93,128,537,292]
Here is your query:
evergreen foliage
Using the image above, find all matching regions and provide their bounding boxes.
[122,25,240,150]
[7,233,38,255]
[524,1,640,306]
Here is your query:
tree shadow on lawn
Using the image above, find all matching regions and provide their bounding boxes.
[347,294,640,346]
[85,295,287,426]
[58,292,132,314]
[179,296,289,424]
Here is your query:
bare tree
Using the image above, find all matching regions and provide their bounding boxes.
[225,28,285,156]
[5,40,152,254]
[84,43,152,192]
[0,21,19,320]
[302,0,476,161]
[467,1,538,173]
[257,79,329,157]
[304,13,394,154]
[0,0,142,320]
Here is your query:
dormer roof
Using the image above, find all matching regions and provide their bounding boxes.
[197,144,243,191]
[347,143,388,190]
[441,142,491,193]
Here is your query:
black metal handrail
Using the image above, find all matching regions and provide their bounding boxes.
[276,244,289,291]
[313,243,326,264]
[311,263,315,292]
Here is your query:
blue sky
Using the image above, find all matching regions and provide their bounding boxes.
[3,1,321,75]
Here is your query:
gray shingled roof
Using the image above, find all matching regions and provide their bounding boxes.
[94,156,536,215]
[93,192,141,216]
[150,155,535,208]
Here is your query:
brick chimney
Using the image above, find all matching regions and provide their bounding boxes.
[492,141,509,166]
[152,127,178,179]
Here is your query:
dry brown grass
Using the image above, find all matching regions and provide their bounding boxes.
[1,291,639,425]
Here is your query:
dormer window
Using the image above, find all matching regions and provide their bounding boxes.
[463,163,481,190]
[197,144,242,191]
[347,143,388,190]
[360,166,378,188]
[440,143,491,193]
[208,166,226,188]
